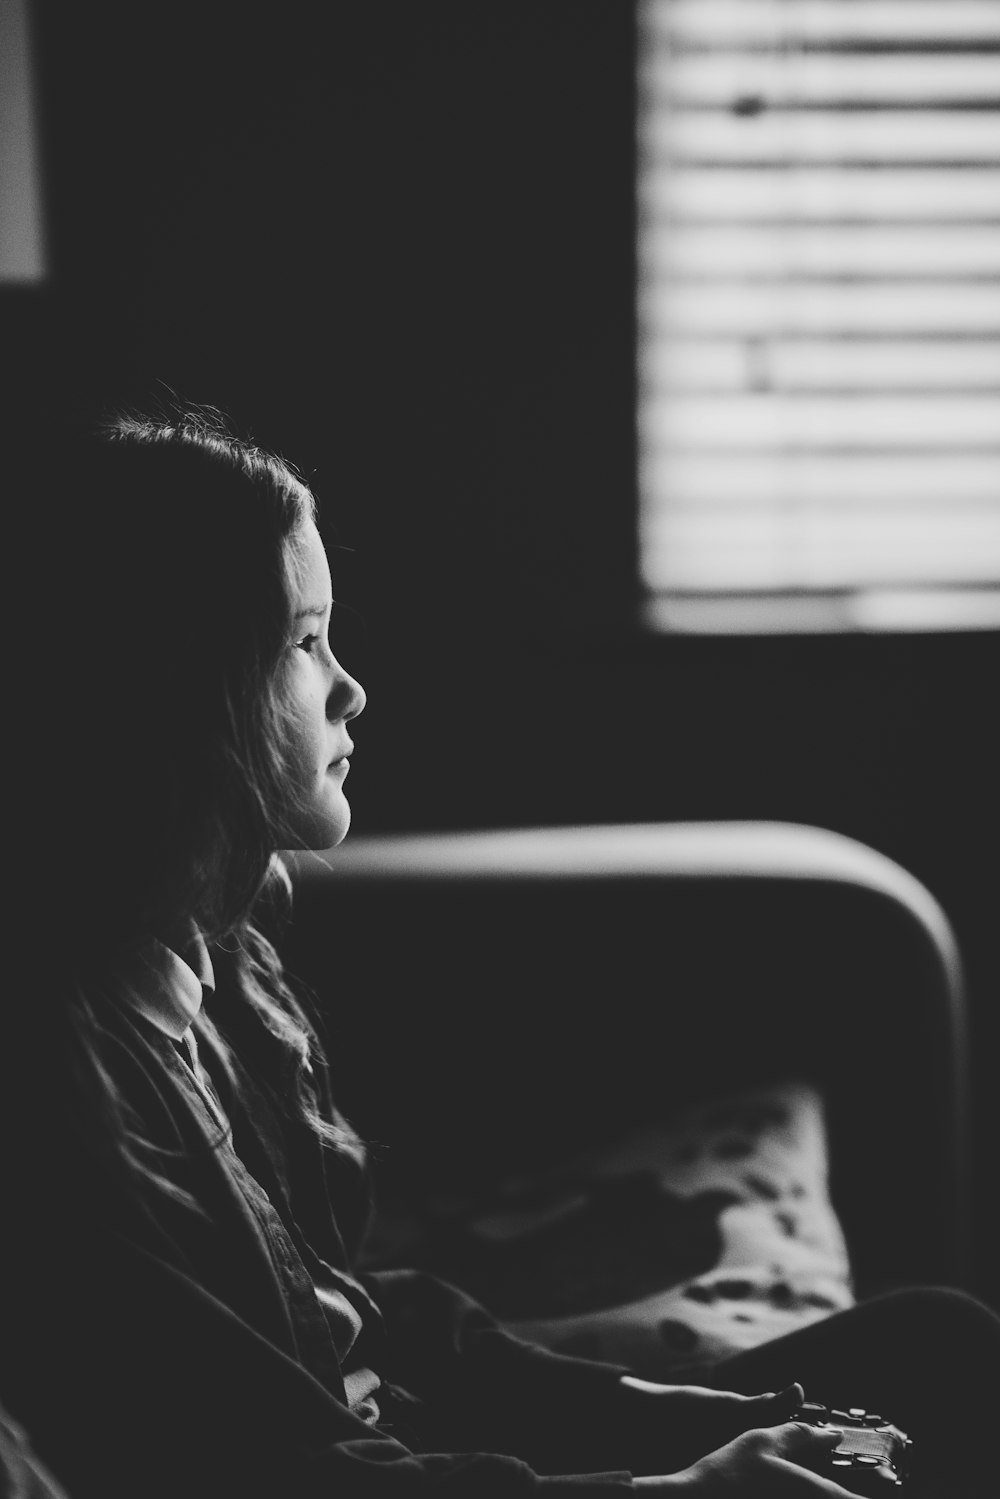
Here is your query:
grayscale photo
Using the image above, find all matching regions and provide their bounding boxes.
[2,3,999,1495]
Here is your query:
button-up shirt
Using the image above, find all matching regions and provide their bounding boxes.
[114,925,383,1425]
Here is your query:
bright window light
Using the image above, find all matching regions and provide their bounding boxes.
[0,0,46,283]
[637,0,1000,633]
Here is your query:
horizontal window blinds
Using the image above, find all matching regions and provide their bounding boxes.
[637,0,1000,632]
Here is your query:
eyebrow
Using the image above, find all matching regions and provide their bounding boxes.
[294,602,331,620]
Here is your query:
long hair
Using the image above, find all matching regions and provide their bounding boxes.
[10,404,359,1198]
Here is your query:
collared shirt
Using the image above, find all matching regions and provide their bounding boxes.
[122,923,216,1041]
[114,927,382,1425]
[5,932,635,1495]
[113,923,229,1129]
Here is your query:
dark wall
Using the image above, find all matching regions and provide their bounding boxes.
[10,1,999,1294]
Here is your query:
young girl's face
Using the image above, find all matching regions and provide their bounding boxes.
[281,518,366,850]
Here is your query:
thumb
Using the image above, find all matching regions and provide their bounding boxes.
[780,1421,845,1453]
[749,1382,805,1412]
[739,1383,805,1428]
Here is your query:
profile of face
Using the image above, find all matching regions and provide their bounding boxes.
[280,518,366,850]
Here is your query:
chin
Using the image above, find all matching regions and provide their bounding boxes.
[285,796,352,852]
[309,814,351,852]
[318,818,351,851]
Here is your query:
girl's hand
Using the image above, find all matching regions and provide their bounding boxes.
[618,1375,807,1469]
[633,1421,857,1493]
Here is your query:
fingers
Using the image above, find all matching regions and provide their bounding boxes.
[769,1453,858,1496]
[771,1424,856,1495]
[751,1382,805,1409]
[778,1421,844,1453]
[687,1425,859,1497]
[739,1382,805,1426]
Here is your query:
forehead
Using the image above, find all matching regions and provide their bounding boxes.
[288,518,332,606]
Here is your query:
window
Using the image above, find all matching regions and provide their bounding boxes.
[637,0,1000,632]
[0,0,46,284]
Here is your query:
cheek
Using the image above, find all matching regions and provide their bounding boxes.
[283,675,327,780]
[290,725,326,792]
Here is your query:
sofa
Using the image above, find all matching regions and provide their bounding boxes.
[282,821,970,1376]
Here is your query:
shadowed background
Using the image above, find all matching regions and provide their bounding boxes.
[4,1,998,1299]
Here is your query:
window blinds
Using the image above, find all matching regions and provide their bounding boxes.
[637,0,1000,632]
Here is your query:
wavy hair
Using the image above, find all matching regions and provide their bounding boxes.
[12,404,360,1197]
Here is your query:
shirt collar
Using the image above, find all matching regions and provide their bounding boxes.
[116,923,216,1042]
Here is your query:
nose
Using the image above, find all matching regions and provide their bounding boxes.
[327,661,366,724]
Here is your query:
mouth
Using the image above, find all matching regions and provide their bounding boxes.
[327,742,354,771]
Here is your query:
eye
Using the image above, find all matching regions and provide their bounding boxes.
[294,632,322,654]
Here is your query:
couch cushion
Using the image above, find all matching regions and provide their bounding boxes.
[362,1081,855,1379]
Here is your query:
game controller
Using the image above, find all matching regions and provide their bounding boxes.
[792,1400,912,1493]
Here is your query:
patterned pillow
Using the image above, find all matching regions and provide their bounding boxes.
[363,1081,855,1379]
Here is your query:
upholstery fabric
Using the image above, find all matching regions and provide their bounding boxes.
[363,1082,854,1380]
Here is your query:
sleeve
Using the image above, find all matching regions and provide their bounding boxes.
[10,1236,633,1499]
[292,1004,637,1475]
[0,1406,73,1499]
[364,1267,641,1477]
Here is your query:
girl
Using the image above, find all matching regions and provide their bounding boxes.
[3,406,997,1498]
